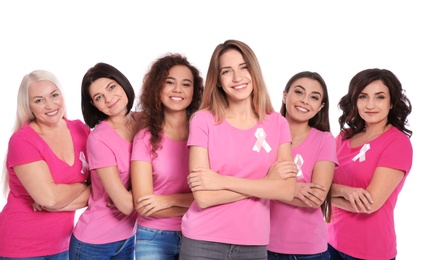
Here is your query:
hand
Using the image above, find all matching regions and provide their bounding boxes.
[33,202,43,211]
[294,182,326,207]
[135,194,171,217]
[341,186,373,213]
[187,168,225,191]
[267,160,297,180]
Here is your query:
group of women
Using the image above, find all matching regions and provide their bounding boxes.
[0,39,413,260]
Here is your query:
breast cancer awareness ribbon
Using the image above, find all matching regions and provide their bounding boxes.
[294,154,304,179]
[80,151,89,174]
[352,143,370,162]
[252,128,272,153]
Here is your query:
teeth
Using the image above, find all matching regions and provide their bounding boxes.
[234,84,245,90]
[171,97,183,101]
[296,107,308,112]
[46,110,58,116]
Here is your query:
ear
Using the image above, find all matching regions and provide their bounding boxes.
[282,91,287,104]
[318,103,325,112]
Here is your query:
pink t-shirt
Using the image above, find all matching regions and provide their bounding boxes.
[0,119,90,257]
[73,120,137,244]
[327,127,412,259]
[181,110,291,245]
[268,128,337,254]
[131,128,191,231]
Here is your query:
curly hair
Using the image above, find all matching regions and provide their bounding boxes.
[134,53,204,157]
[338,68,412,139]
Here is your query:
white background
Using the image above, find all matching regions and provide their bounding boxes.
[1,1,425,258]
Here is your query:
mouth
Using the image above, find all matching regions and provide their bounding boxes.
[170,96,184,101]
[232,83,247,90]
[107,99,120,108]
[46,109,59,116]
[295,106,308,113]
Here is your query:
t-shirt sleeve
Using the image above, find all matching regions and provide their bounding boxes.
[7,131,44,168]
[131,129,153,162]
[318,132,338,165]
[188,111,209,148]
[278,114,292,144]
[87,131,117,170]
[378,133,412,175]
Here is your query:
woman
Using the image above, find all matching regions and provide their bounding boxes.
[181,39,297,260]
[0,70,90,259]
[70,62,138,259]
[327,68,413,260]
[268,71,337,260]
[131,53,204,259]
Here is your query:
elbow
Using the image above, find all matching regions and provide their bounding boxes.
[193,193,213,209]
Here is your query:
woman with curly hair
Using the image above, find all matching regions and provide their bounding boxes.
[131,53,204,259]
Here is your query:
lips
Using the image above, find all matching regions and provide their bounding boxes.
[170,96,184,101]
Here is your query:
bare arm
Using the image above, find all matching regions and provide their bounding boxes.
[286,161,335,208]
[188,143,297,208]
[188,146,249,209]
[132,160,194,217]
[97,166,135,215]
[35,185,91,211]
[332,166,404,213]
[15,161,87,209]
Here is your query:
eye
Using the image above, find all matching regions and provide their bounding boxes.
[240,64,248,70]
[183,82,192,87]
[294,89,303,95]
[109,84,116,90]
[93,95,102,102]
[52,93,60,98]
[165,80,174,85]
[376,95,385,100]
[34,98,44,104]
[358,94,367,99]
[220,69,231,75]
[310,95,320,101]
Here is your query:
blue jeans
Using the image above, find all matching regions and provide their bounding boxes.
[69,233,135,259]
[135,225,182,260]
[268,250,329,260]
[327,244,396,260]
[179,235,267,260]
[0,251,68,260]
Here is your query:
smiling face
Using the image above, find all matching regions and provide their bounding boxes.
[218,49,253,103]
[356,79,392,127]
[29,80,65,126]
[160,65,194,113]
[89,77,129,117]
[283,77,324,123]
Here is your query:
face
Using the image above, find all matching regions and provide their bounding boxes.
[89,78,128,117]
[29,80,65,125]
[160,65,194,113]
[283,78,324,123]
[356,80,392,126]
[219,49,253,102]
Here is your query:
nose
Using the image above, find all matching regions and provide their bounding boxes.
[172,84,182,93]
[45,99,53,109]
[366,98,375,109]
[300,94,309,104]
[104,93,113,103]
[232,70,242,82]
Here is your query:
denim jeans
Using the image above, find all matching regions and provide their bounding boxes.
[327,244,396,260]
[179,235,267,260]
[135,225,182,260]
[267,250,329,260]
[0,250,68,260]
[69,233,135,260]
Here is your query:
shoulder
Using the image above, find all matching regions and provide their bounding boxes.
[66,118,90,135]
[190,110,215,124]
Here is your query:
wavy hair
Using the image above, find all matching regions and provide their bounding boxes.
[134,53,204,157]
[338,68,412,139]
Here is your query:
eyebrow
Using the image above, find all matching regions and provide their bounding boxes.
[220,62,246,71]
[166,76,193,83]
[91,81,114,100]
[32,89,59,100]
[294,85,322,96]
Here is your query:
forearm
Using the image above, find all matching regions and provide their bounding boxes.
[39,182,88,209]
[193,190,248,208]
[145,206,189,217]
[224,176,296,202]
[44,185,91,211]
[163,193,194,208]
